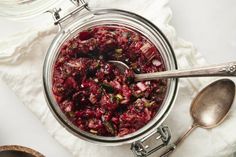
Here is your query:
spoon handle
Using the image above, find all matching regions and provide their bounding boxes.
[135,61,236,81]
[160,124,197,157]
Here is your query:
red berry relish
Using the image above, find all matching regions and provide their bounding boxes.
[52,25,167,137]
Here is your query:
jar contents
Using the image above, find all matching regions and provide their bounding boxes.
[52,25,167,137]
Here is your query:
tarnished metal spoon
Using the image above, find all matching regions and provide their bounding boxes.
[160,79,235,157]
[109,60,236,81]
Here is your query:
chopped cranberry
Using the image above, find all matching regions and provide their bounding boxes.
[78,31,92,41]
[52,25,167,137]
[100,94,118,111]
[118,128,130,137]
[65,77,77,89]
[60,100,74,113]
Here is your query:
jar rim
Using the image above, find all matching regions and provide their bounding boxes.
[43,8,178,145]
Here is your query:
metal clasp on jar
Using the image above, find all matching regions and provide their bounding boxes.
[46,0,90,30]
[131,125,171,157]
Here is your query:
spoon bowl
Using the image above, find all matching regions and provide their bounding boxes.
[108,60,129,73]
[191,79,235,128]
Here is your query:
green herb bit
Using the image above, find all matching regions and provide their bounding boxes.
[126,76,134,84]
[101,83,115,93]
[114,53,123,59]
[103,121,115,135]
[68,111,76,118]
[115,94,123,100]
[144,101,156,107]
[132,92,143,98]
[115,48,123,53]
[113,94,124,103]
[127,32,132,38]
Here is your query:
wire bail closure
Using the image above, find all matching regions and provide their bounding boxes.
[131,125,171,157]
[47,0,90,30]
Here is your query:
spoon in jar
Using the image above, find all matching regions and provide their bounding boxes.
[160,79,235,157]
[108,60,236,81]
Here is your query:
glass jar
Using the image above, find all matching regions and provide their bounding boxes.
[42,3,178,155]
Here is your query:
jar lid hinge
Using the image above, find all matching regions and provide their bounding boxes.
[46,0,89,30]
[131,125,171,157]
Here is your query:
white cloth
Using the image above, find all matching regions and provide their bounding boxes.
[0,0,235,157]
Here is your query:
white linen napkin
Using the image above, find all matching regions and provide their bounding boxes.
[0,0,235,156]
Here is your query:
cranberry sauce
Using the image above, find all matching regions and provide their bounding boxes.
[52,25,167,137]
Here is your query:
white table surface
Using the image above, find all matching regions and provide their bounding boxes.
[0,0,235,156]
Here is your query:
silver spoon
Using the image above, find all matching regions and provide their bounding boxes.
[109,60,236,81]
[160,79,235,157]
